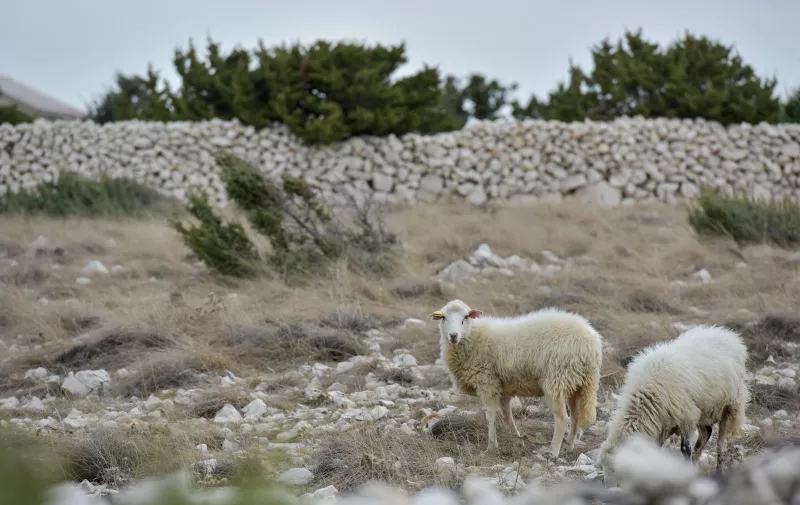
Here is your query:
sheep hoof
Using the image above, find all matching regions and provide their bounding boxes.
[544,449,560,461]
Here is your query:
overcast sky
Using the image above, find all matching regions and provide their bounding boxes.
[2,0,799,113]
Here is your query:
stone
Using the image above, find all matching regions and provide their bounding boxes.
[434,259,479,283]
[82,260,109,275]
[392,354,418,366]
[466,185,488,205]
[574,181,622,205]
[242,399,268,417]
[372,173,393,192]
[692,269,712,283]
[560,173,588,192]
[61,370,111,398]
[279,467,314,486]
[24,367,49,380]
[212,404,243,423]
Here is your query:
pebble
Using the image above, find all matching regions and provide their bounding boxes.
[279,467,314,486]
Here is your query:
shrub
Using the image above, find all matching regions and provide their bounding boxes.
[687,186,800,248]
[91,38,465,145]
[513,28,782,125]
[171,152,398,280]
[171,192,261,277]
[0,171,179,218]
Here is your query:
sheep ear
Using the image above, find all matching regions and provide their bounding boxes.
[430,311,444,320]
[467,310,482,319]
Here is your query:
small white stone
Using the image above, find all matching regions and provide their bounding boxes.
[279,467,314,486]
[242,399,268,417]
[392,354,417,367]
[692,269,712,283]
[82,260,109,275]
[435,456,456,469]
[213,404,243,423]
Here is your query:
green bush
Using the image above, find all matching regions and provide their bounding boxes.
[512,29,782,125]
[687,186,800,248]
[0,171,179,218]
[91,38,466,145]
[779,87,800,123]
[171,152,398,280]
[171,192,261,277]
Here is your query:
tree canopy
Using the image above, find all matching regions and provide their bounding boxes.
[84,29,796,142]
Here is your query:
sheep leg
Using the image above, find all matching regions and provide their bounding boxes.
[547,393,569,458]
[680,437,693,461]
[565,392,582,449]
[480,393,502,452]
[678,424,702,461]
[500,396,522,438]
[693,425,713,464]
[716,409,735,475]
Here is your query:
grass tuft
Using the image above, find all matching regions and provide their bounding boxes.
[0,172,180,219]
[687,186,800,248]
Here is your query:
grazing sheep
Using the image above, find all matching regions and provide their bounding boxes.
[429,299,603,458]
[599,324,750,487]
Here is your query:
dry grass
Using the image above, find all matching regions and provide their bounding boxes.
[748,383,800,415]
[1,200,800,492]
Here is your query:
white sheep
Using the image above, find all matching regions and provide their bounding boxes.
[599,324,750,487]
[429,299,604,458]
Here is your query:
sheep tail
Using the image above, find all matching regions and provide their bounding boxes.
[574,370,600,429]
[726,384,750,438]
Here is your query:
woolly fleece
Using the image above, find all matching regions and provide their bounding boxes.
[599,324,750,486]
[431,299,604,458]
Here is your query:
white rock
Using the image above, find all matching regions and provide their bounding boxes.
[335,361,356,374]
[575,181,622,205]
[435,456,456,469]
[0,397,20,409]
[392,353,418,367]
[773,409,789,419]
[24,397,47,410]
[242,398,268,417]
[82,260,109,275]
[279,467,314,486]
[692,269,712,283]
[365,406,389,421]
[61,370,111,398]
[24,367,49,380]
[434,259,479,283]
[212,404,243,423]
[308,485,338,505]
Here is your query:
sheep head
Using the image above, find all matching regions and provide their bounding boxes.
[429,299,482,346]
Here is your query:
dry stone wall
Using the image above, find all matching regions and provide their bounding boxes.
[2,117,800,208]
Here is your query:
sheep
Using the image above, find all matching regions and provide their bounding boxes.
[429,299,604,458]
[598,324,750,487]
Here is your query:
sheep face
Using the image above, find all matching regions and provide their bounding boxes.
[429,299,482,346]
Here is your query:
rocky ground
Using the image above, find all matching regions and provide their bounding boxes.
[1,200,800,504]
